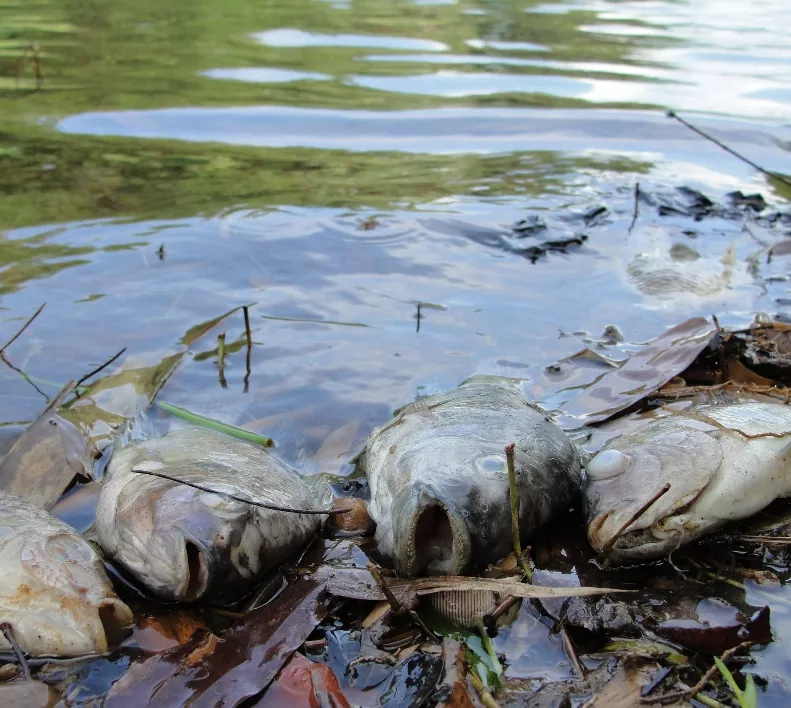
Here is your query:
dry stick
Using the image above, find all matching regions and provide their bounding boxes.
[737,535,791,545]
[641,641,754,705]
[628,181,640,233]
[217,333,227,389]
[1,623,31,681]
[75,347,127,390]
[484,595,521,627]
[0,303,45,355]
[130,467,349,515]
[602,483,671,555]
[505,444,532,580]
[366,562,402,613]
[667,110,791,188]
[559,622,586,678]
[243,305,252,393]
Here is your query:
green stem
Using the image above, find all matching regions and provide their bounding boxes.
[154,401,273,447]
[505,443,532,581]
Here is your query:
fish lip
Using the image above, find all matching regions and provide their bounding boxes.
[394,485,471,577]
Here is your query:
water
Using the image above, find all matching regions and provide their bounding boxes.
[2,0,791,702]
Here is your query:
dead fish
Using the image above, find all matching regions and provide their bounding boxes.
[585,401,791,561]
[95,427,324,603]
[357,377,582,577]
[0,489,132,657]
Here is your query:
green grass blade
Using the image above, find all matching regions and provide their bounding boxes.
[154,401,274,447]
[743,673,758,708]
[714,657,745,705]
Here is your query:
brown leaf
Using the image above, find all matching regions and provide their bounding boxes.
[105,577,328,708]
[0,382,95,509]
[125,609,209,654]
[583,656,662,708]
[561,317,716,425]
[655,605,771,654]
[255,653,350,707]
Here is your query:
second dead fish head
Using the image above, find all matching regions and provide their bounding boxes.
[96,427,323,603]
[584,402,791,561]
[359,378,583,577]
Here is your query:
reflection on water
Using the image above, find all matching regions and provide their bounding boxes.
[1,0,791,701]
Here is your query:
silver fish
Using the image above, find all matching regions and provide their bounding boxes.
[357,378,582,577]
[95,427,323,602]
[585,401,791,561]
[0,489,132,657]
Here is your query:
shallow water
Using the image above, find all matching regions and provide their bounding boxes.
[1,0,791,702]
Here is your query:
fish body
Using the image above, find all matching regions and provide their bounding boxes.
[585,401,791,561]
[95,427,323,603]
[357,378,582,577]
[0,489,132,656]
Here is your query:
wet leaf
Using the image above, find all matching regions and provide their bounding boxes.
[654,606,771,655]
[561,317,716,424]
[583,656,662,708]
[254,653,350,707]
[105,577,328,708]
[180,304,253,347]
[0,382,95,509]
[377,650,444,707]
[124,609,209,654]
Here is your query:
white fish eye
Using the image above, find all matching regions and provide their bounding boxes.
[587,449,631,480]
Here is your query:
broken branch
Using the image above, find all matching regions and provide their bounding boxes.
[505,443,532,580]
[75,347,127,390]
[0,303,45,355]
[667,111,791,188]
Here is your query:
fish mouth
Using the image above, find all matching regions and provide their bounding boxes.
[588,510,695,562]
[179,538,210,601]
[97,597,134,649]
[393,485,471,577]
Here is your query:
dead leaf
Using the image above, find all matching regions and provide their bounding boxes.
[125,609,209,654]
[654,605,771,654]
[0,382,95,509]
[254,653,349,707]
[105,577,328,708]
[561,317,716,425]
[583,656,662,707]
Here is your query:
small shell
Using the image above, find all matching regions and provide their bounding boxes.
[426,589,521,629]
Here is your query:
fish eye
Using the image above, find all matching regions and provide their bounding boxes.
[587,449,631,480]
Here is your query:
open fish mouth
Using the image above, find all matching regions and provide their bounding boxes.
[392,485,472,577]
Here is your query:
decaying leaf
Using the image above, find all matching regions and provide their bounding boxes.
[125,609,209,654]
[254,653,350,707]
[105,577,327,708]
[0,382,95,509]
[655,606,771,654]
[582,655,663,708]
[560,317,716,425]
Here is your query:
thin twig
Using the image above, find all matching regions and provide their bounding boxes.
[217,333,227,389]
[0,303,45,355]
[641,641,753,704]
[0,353,50,400]
[667,110,791,188]
[75,347,127,390]
[737,535,791,545]
[484,595,521,627]
[628,182,640,233]
[130,468,348,515]
[243,306,252,393]
[559,622,586,677]
[410,609,440,642]
[505,443,532,580]
[1,623,31,681]
[366,562,402,613]
[602,483,671,555]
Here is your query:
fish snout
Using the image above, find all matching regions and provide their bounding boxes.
[392,484,472,577]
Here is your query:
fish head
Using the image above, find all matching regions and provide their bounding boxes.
[584,418,723,561]
[106,462,263,602]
